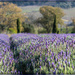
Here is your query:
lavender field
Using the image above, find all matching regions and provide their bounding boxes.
[0,33,75,74]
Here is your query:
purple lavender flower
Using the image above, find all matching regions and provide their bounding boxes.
[49,61,50,66]
[72,64,74,70]
[65,60,67,65]
[40,66,41,69]
[18,71,20,74]
[45,57,47,62]
[68,62,70,67]
[52,62,54,67]
[63,65,65,70]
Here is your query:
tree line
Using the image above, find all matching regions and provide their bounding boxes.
[0,2,75,34]
[11,1,75,9]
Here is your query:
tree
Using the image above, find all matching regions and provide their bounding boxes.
[71,18,75,33]
[17,18,20,33]
[0,2,26,32]
[52,15,58,33]
[22,22,35,33]
[37,6,65,33]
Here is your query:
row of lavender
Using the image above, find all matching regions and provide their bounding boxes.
[0,33,75,74]
[10,33,75,74]
[0,34,19,74]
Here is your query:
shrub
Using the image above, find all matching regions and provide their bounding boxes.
[71,31,75,33]
[57,29,60,34]
[22,23,35,33]
[0,24,7,33]
[8,28,17,34]
[38,28,47,34]
[71,26,75,33]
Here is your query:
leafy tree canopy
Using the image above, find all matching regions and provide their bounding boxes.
[37,6,65,33]
[0,2,26,30]
[71,18,75,33]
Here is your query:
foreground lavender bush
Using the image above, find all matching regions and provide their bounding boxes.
[10,33,75,74]
[0,34,18,74]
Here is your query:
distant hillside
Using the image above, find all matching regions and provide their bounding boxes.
[0,1,75,8]
[62,8,75,20]
[10,1,75,8]
[1,0,74,1]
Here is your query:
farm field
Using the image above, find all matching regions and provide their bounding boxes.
[0,33,75,74]
[19,6,40,13]
[0,1,75,74]
[19,6,75,21]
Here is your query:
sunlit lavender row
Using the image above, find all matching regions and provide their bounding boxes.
[0,33,75,74]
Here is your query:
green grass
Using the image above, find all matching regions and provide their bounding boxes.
[59,26,73,34]
[20,6,75,20]
[34,26,73,34]
[19,6,40,13]
[63,7,75,20]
